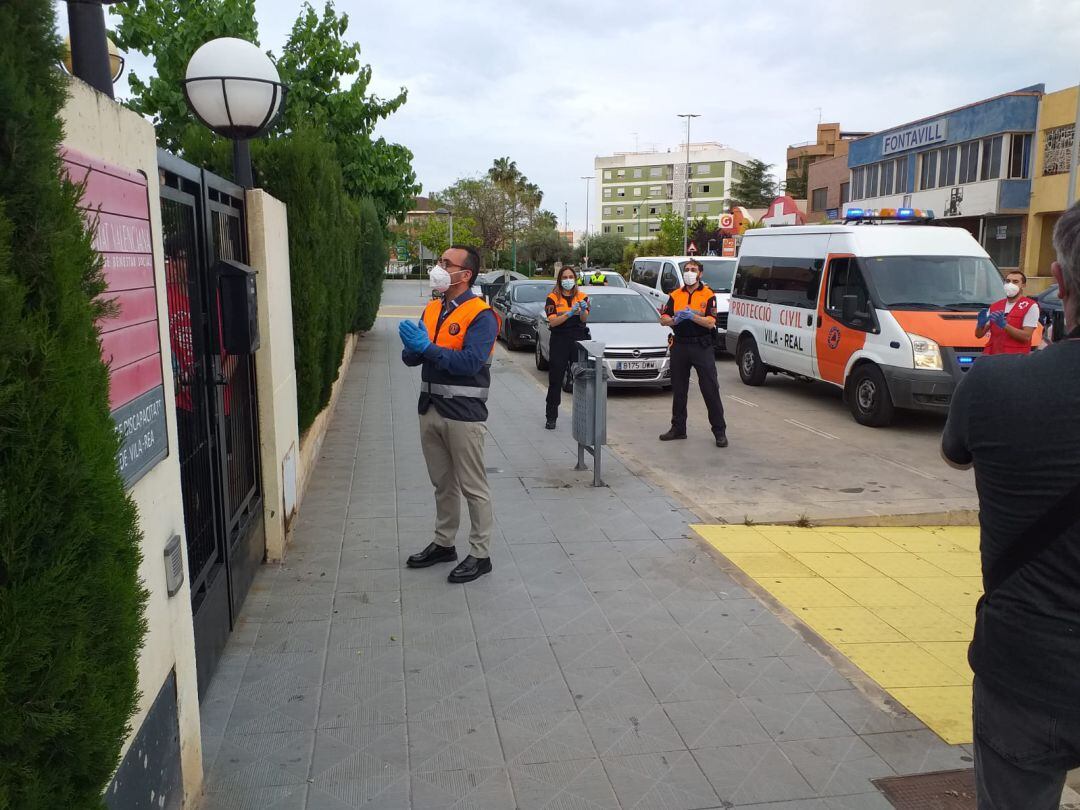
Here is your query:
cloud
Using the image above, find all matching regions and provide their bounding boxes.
[62,0,1080,233]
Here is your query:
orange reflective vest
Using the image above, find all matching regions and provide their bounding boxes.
[547,290,589,322]
[421,296,501,354]
[667,284,715,315]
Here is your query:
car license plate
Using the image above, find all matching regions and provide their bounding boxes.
[616,360,658,371]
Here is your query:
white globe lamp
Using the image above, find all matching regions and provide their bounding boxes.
[182,38,287,188]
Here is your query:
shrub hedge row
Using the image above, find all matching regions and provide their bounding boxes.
[255,127,387,431]
[0,2,147,808]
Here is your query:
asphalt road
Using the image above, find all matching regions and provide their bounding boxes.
[382,280,979,524]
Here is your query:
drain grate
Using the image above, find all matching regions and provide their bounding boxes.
[874,769,976,809]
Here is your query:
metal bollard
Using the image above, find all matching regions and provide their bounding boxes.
[571,339,607,487]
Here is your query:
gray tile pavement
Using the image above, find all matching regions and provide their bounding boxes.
[199,310,970,808]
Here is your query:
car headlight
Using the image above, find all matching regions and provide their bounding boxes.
[908,332,943,371]
[510,312,532,323]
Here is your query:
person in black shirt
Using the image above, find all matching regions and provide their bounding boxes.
[543,266,590,430]
[659,260,727,447]
[942,201,1080,809]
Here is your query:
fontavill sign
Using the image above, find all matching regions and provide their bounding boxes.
[882,119,948,156]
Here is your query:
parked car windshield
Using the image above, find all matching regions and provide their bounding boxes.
[683,259,736,293]
[858,255,1002,310]
[511,283,549,303]
[587,293,662,323]
[1040,284,1061,305]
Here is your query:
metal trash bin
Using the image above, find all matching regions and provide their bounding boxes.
[571,339,607,486]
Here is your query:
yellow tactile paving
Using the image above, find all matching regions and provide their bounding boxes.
[891,687,974,744]
[691,524,983,745]
[754,577,858,607]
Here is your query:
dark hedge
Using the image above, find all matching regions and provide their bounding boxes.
[0,2,147,808]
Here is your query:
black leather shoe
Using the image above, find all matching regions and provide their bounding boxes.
[659,428,687,441]
[715,432,729,448]
[448,555,492,583]
[407,542,457,569]
[545,419,556,430]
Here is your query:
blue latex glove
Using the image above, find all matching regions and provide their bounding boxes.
[976,309,990,330]
[399,320,431,354]
[674,308,695,324]
[990,311,1008,329]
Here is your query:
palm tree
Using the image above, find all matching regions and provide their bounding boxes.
[488,157,536,273]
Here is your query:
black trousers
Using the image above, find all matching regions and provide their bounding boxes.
[670,340,726,435]
[973,677,1080,809]
[546,332,580,420]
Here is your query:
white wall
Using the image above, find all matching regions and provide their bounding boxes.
[60,80,203,803]
[247,190,300,561]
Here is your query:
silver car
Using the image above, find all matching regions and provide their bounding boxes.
[534,286,671,390]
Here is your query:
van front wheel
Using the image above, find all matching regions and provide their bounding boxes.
[848,364,895,427]
[737,338,768,386]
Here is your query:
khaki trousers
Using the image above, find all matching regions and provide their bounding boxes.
[419,408,493,558]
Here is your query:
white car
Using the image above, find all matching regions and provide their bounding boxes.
[534,286,671,390]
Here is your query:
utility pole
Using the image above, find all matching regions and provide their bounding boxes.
[1068,84,1080,208]
[677,113,700,255]
[581,176,594,268]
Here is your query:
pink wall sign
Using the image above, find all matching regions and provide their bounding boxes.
[63,148,168,487]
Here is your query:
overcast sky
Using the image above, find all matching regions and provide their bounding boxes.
[62,0,1080,230]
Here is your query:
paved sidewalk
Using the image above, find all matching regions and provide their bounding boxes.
[198,312,973,810]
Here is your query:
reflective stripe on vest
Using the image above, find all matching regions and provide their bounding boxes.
[421,296,501,354]
[985,297,1035,356]
[421,382,490,400]
[547,290,588,320]
[668,284,715,314]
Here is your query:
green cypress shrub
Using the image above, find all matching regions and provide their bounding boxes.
[0,2,148,808]
[255,127,361,432]
[353,196,388,333]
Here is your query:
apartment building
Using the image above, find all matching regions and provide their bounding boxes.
[595,143,755,242]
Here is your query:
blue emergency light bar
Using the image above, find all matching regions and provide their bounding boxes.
[957,355,975,365]
[843,207,936,223]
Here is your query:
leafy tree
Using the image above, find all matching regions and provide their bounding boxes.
[113,0,419,223]
[784,164,809,200]
[730,159,778,208]
[438,177,510,266]
[578,233,627,267]
[522,227,573,270]
[533,210,559,230]
[418,214,481,258]
[0,1,147,806]
[656,210,686,255]
[353,196,388,332]
[688,217,723,255]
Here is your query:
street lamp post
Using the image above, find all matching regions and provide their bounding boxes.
[581,175,594,268]
[65,1,124,98]
[677,113,700,255]
[436,207,453,245]
[182,37,288,189]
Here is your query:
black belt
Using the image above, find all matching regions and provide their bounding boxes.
[673,334,713,347]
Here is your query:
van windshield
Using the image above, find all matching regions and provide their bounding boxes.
[683,259,736,293]
[858,255,1002,311]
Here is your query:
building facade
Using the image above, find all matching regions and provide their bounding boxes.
[846,86,1043,273]
[1023,85,1080,284]
[787,123,869,188]
[595,143,754,242]
[806,153,852,221]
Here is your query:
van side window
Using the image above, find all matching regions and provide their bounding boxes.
[660,264,680,294]
[733,257,770,300]
[826,257,874,330]
[633,260,659,288]
[768,258,822,309]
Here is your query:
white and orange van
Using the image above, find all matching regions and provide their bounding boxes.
[725,211,1020,426]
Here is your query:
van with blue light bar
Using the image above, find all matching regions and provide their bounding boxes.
[725,220,1031,426]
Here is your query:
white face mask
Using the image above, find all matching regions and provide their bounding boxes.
[428,267,452,292]
[683,271,699,286]
[560,278,576,291]
[1004,281,1021,298]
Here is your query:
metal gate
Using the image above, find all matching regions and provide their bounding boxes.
[159,150,263,698]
